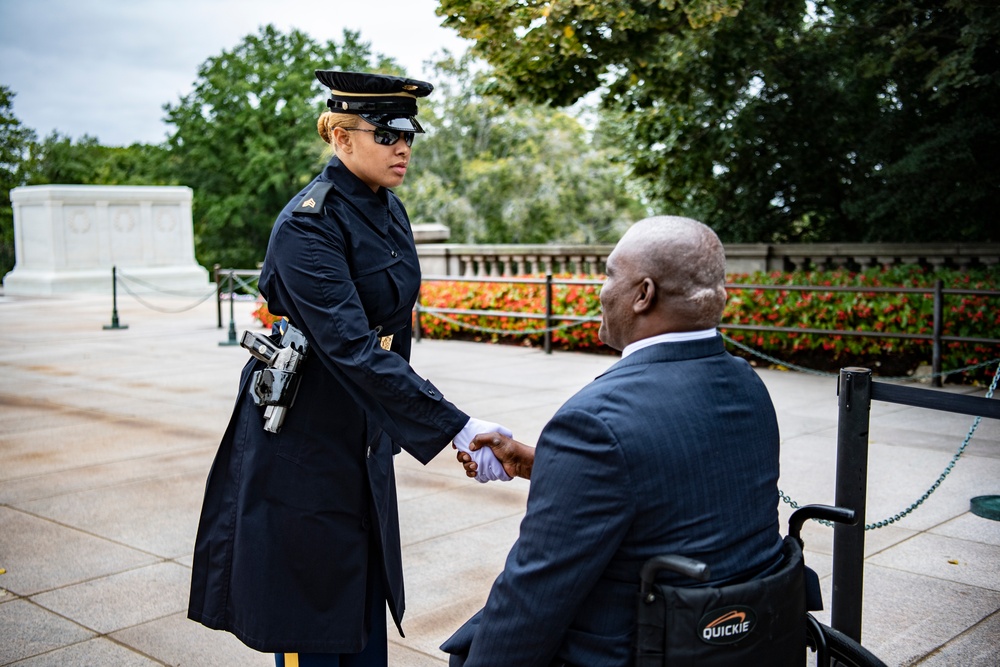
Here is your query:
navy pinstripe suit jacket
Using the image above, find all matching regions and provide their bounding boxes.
[442,335,784,666]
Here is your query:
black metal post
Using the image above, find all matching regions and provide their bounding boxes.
[932,280,943,387]
[544,272,553,355]
[214,264,223,329]
[832,367,872,643]
[219,271,238,346]
[103,266,129,330]
[414,299,423,342]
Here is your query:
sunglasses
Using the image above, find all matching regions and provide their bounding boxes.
[345,127,415,147]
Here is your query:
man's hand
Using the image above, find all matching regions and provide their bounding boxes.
[452,417,513,483]
[457,433,535,480]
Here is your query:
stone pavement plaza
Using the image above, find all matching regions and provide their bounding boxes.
[0,293,998,666]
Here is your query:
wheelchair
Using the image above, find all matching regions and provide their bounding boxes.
[635,505,887,666]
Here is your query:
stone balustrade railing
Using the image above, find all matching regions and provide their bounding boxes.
[416,244,612,277]
[416,243,1000,277]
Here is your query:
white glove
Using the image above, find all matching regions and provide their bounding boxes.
[453,417,513,483]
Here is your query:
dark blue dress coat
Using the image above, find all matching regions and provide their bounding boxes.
[188,156,468,653]
[443,336,784,666]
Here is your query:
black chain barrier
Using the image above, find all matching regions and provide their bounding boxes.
[115,268,219,314]
[417,306,587,336]
[778,359,1000,530]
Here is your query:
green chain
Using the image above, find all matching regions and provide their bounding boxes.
[720,332,1000,382]
[778,359,1000,530]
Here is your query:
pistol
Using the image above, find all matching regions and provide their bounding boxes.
[241,322,310,433]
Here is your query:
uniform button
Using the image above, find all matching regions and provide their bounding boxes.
[391,250,397,257]
[367,446,372,458]
[361,517,370,530]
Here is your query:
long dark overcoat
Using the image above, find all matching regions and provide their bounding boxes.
[188,156,468,653]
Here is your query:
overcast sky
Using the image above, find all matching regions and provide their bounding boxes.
[0,0,471,146]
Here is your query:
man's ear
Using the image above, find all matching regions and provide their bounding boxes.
[634,277,656,314]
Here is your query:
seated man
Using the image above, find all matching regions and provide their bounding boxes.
[442,216,784,667]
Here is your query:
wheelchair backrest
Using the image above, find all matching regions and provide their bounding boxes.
[635,535,807,666]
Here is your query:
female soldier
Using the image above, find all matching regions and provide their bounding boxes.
[188,70,510,667]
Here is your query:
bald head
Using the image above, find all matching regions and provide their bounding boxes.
[598,216,727,350]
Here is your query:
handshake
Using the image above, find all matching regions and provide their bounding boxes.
[452,417,534,483]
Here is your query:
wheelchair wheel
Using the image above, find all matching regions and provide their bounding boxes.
[807,619,888,667]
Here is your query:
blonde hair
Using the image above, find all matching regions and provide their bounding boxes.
[317,111,361,153]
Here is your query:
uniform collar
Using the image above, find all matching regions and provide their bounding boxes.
[323,156,394,235]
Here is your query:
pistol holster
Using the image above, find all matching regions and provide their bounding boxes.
[250,367,300,407]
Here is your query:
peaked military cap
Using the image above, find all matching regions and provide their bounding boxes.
[315,70,433,133]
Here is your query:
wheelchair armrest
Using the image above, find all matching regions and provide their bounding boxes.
[640,554,711,591]
[789,504,857,541]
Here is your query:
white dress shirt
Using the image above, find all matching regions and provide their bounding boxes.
[620,328,718,359]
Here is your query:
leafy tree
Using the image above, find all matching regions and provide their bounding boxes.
[437,0,999,243]
[398,54,650,244]
[832,0,1000,242]
[163,25,398,269]
[0,86,37,277]
[437,0,745,106]
[24,133,173,186]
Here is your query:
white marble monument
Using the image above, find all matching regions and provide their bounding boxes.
[3,185,212,296]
